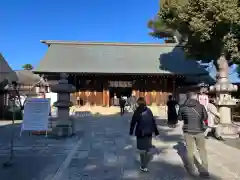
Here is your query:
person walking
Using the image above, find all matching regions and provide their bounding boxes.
[113,93,118,106]
[119,96,126,116]
[77,96,80,107]
[167,95,178,128]
[205,99,224,140]
[129,97,159,172]
[178,92,209,178]
[129,93,137,112]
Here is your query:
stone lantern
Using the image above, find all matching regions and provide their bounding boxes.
[50,73,76,137]
[210,71,238,138]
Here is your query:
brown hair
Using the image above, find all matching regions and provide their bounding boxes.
[137,97,146,107]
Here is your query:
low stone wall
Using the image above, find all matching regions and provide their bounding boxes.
[0,120,22,126]
[71,105,167,117]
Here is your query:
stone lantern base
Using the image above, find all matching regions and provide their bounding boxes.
[217,101,239,139]
[49,116,76,137]
[219,124,239,139]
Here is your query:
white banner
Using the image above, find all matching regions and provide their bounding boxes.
[21,98,50,132]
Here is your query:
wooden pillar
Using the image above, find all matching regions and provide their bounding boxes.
[85,91,90,105]
[136,79,140,98]
[93,91,97,106]
[172,76,176,99]
[132,79,139,98]
[106,90,109,106]
[157,77,163,106]
[144,78,150,105]
[102,89,106,106]
[95,76,102,106]
[139,77,145,97]
[102,84,106,107]
[151,91,156,105]
[164,77,168,105]
[102,80,110,107]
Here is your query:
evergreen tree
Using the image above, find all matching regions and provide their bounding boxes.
[22,64,33,70]
[149,0,240,77]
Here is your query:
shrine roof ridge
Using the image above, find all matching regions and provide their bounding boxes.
[34,40,211,79]
[40,40,180,47]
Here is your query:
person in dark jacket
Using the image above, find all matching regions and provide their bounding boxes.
[129,97,159,172]
[178,92,209,178]
[167,95,178,128]
[119,96,126,115]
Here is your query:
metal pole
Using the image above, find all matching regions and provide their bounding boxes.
[10,97,15,160]
[2,96,15,167]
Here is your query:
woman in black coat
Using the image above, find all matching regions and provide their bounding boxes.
[129,97,159,172]
[167,95,178,128]
[119,96,126,115]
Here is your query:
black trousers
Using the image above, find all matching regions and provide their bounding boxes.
[137,137,153,168]
[120,106,125,115]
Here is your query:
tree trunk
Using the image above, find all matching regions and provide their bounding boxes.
[214,55,231,124]
[215,55,229,81]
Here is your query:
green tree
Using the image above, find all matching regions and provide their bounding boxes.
[22,64,33,70]
[149,0,240,77]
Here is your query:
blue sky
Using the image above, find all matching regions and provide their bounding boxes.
[1,0,239,82]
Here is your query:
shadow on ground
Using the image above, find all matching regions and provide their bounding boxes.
[0,120,82,180]
[0,110,226,180]
[61,112,224,180]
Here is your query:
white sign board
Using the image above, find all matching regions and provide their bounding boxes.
[21,98,50,132]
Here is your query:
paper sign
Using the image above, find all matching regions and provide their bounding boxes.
[21,98,50,131]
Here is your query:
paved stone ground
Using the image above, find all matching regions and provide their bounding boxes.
[58,114,190,180]
[205,139,240,179]
[0,122,83,180]
[56,113,240,180]
[223,137,240,150]
[1,108,240,180]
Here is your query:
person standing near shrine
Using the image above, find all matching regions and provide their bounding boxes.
[119,96,126,116]
[77,96,80,107]
[166,95,178,128]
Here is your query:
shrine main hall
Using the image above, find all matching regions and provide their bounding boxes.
[34,40,211,106]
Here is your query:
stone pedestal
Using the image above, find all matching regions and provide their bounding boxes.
[218,124,239,139]
[50,73,76,137]
[210,76,238,138]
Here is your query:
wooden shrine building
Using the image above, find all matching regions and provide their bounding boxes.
[34,40,212,106]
